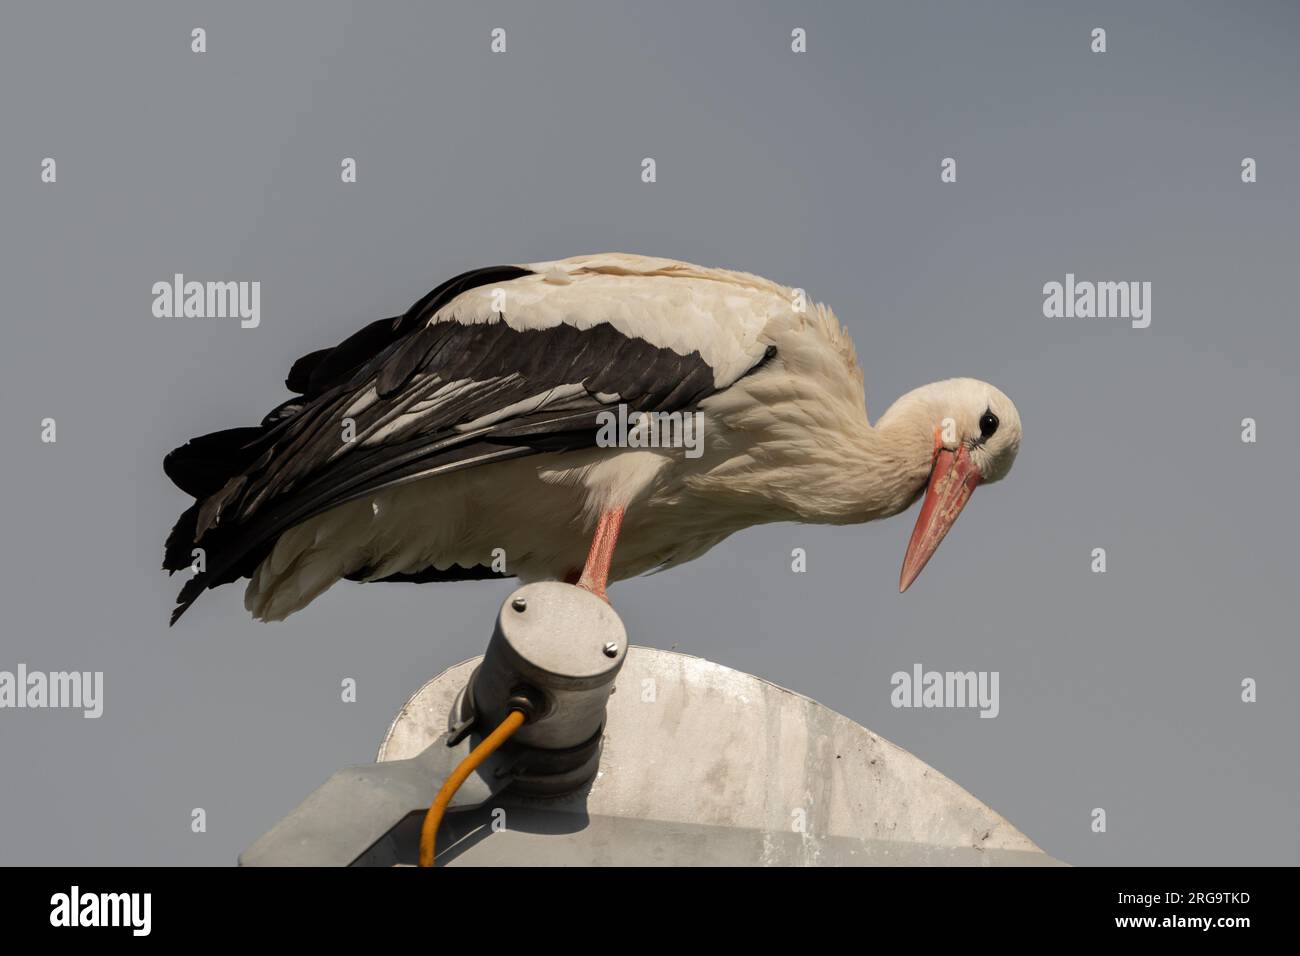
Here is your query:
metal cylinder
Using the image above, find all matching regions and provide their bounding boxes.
[467,582,627,751]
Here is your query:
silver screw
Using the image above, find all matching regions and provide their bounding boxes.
[511,597,527,612]
[602,641,619,658]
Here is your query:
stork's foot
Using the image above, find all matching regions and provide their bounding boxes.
[563,568,609,602]
[579,584,610,604]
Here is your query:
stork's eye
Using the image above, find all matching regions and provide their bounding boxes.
[979,411,999,439]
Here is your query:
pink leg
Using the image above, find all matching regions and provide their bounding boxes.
[576,507,625,601]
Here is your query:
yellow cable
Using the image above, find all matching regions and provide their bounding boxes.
[418,709,527,867]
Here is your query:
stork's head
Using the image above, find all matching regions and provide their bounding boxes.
[879,378,1022,592]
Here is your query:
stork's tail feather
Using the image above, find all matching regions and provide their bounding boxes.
[163,506,263,625]
[162,426,267,500]
[162,423,284,623]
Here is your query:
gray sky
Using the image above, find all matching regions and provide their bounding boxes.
[1,0,1296,865]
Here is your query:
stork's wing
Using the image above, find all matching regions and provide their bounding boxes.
[163,264,775,623]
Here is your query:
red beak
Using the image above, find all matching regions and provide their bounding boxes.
[899,444,982,593]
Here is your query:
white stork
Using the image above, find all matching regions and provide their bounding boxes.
[164,253,1021,623]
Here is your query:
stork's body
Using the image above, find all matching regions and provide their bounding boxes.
[164,254,1021,622]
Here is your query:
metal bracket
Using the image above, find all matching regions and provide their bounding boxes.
[239,583,629,866]
[238,728,515,867]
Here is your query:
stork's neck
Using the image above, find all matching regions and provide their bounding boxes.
[854,405,937,519]
[690,390,935,527]
[685,378,941,527]
[797,401,935,525]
